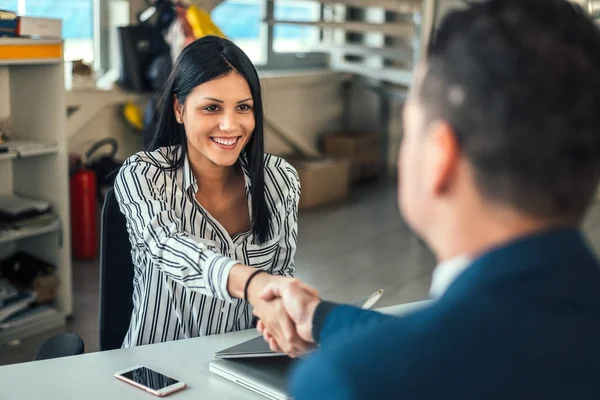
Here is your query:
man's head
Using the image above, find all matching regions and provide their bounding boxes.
[400,0,600,254]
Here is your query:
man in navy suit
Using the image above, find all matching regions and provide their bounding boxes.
[253,0,600,398]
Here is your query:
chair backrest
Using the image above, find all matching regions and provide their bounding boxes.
[34,333,85,361]
[98,188,134,351]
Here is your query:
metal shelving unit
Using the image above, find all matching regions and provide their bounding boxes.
[0,37,72,346]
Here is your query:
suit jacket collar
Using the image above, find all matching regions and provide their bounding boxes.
[442,227,600,308]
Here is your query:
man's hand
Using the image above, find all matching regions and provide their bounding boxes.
[256,279,321,350]
[246,274,316,358]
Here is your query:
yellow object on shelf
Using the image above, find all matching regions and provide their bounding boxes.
[186,6,226,39]
[122,102,144,131]
[0,39,62,62]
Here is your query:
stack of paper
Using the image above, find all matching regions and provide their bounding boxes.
[0,195,51,222]
[0,285,36,323]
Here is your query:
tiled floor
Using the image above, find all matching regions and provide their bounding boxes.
[2,178,600,366]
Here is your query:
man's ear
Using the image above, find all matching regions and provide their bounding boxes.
[427,121,460,196]
[173,95,183,122]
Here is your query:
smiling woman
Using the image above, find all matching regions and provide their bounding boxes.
[175,73,256,168]
[113,36,307,348]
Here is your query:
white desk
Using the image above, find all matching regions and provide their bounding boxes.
[0,301,432,399]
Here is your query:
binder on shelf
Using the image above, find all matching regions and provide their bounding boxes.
[0,291,35,322]
[0,279,18,307]
[0,10,17,20]
[0,9,17,37]
[0,213,61,243]
[0,213,60,244]
[0,305,57,330]
[0,194,51,222]
[0,19,16,37]
[8,212,59,229]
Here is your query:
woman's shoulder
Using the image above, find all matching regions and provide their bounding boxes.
[122,146,179,169]
[116,147,180,189]
[263,154,300,187]
[262,154,301,209]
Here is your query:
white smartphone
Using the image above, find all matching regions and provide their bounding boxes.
[114,365,186,397]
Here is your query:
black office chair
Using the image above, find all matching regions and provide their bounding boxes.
[34,188,134,359]
[34,333,85,361]
[98,187,135,351]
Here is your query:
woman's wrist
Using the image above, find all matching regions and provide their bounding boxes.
[226,264,253,299]
[245,272,271,304]
[243,269,265,301]
[227,264,270,302]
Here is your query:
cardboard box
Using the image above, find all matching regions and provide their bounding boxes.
[324,132,381,183]
[287,157,350,209]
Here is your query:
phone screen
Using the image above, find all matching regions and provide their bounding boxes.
[120,367,180,391]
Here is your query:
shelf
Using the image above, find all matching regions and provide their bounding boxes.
[0,38,62,66]
[66,88,152,139]
[265,20,415,38]
[0,25,72,346]
[0,217,61,245]
[311,43,415,62]
[335,62,413,86]
[0,309,65,346]
[273,0,422,13]
[0,141,59,161]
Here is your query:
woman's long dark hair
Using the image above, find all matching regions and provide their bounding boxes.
[149,36,272,244]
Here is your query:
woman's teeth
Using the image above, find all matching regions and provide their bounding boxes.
[211,137,238,146]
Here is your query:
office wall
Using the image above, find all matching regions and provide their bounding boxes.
[68,71,355,162]
[69,106,143,161]
[261,71,350,156]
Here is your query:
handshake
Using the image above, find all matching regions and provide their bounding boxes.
[246,275,321,358]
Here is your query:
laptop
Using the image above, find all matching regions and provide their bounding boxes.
[209,357,293,400]
[214,289,384,359]
[209,289,384,399]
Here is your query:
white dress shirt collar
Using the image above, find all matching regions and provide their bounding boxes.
[429,254,472,299]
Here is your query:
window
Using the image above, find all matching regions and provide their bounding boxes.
[2,1,19,12]
[212,0,266,65]
[9,0,95,63]
[212,0,328,69]
[273,0,321,53]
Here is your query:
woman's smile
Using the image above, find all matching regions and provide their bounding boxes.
[210,136,242,149]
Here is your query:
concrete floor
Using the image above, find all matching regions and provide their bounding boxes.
[2,178,600,366]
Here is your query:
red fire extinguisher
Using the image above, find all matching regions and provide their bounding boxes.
[69,153,98,260]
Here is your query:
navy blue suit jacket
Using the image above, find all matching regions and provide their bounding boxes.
[289,228,600,399]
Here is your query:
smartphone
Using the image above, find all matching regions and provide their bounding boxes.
[114,365,186,397]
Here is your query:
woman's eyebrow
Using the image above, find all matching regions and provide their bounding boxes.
[201,97,224,103]
[199,97,253,103]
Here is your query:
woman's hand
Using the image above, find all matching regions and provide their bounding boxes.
[257,278,321,344]
[246,274,316,358]
[227,264,317,357]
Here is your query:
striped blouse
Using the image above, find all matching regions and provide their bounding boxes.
[114,146,300,347]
